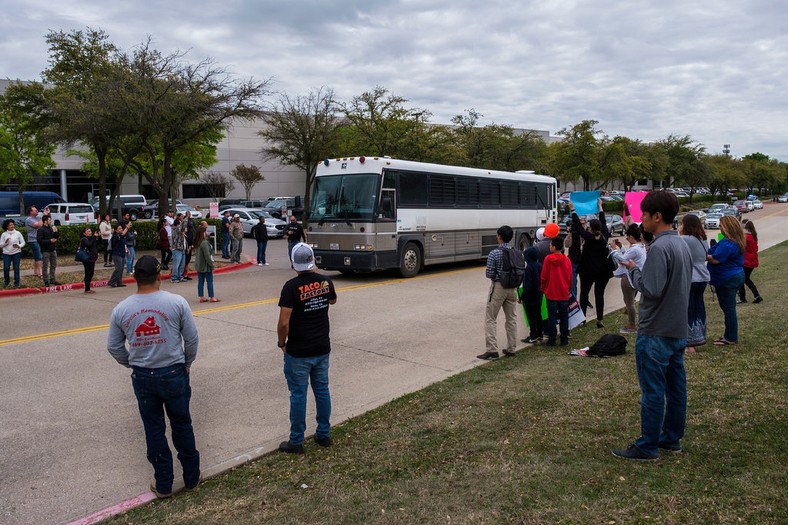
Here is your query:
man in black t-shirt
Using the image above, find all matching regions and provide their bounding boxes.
[277,243,337,454]
[284,216,306,258]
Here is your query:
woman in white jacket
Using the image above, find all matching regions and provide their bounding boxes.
[610,223,647,334]
[1,219,26,289]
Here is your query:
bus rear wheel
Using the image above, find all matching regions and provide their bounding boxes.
[399,242,421,278]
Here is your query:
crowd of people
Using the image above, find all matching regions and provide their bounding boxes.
[479,190,763,460]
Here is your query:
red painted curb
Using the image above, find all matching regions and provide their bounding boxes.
[2,259,255,299]
[0,286,42,298]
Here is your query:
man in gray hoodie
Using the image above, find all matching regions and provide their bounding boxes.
[107,255,201,497]
[613,191,692,461]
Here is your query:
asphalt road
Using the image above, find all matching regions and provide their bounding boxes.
[1,203,786,525]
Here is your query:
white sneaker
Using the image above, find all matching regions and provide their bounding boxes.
[257,263,263,266]
[264,263,269,266]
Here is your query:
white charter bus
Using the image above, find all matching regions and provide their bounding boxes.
[307,156,557,277]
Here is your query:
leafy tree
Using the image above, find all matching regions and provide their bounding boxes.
[598,136,653,191]
[230,164,265,200]
[702,154,745,197]
[259,87,342,219]
[656,134,706,199]
[450,109,548,172]
[200,170,236,201]
[42,28,123,217]
[549,120,603,190]
[0,82,56,213]
[340,86,431,158]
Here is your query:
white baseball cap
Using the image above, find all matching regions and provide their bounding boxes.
[291,243,315,272]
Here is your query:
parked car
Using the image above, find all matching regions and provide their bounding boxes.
[751,199,763,210]
[218,199,246,211]
[732,200,751,213]
[262,196,304,219]
[778,194,788,203]
[176,203,202,219]
[707,203,729,214]
[222,208,286,237]
[45,202,97,225]
[720,207,742,220]
[89,194,150,220]
[686,210,706,226]
[560,213,624,236]
[705,212,722,229]
[0,191,64,217]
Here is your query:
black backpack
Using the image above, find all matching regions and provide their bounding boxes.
[587,334,628,357]
[499,246,526,289]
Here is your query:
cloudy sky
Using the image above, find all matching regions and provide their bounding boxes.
[2,0,786,160]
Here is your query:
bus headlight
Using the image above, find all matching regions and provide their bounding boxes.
[353,244,374,250]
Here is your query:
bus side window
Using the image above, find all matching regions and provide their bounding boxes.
[379,189,396,220]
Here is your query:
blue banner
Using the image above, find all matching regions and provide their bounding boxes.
[570,191,600,215]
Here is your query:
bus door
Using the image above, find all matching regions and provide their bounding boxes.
[376,188,397,253]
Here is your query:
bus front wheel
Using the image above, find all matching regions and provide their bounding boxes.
[399,242,421,278]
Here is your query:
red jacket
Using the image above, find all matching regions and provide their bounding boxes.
[540,252,572,301]
[743,233,759,269]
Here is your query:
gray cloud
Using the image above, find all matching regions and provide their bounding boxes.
[1,0,786,159]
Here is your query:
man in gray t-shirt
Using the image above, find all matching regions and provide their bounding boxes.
[107,255,201,497]
[24,206,43,278]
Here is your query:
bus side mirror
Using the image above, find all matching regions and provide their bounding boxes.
[381,197,392,213]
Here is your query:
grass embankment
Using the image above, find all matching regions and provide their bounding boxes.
[111,243,787,524]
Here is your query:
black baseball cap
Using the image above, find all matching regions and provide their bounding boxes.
[134,255,161,279]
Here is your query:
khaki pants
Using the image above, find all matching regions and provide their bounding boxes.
[620,276,638,327]
[485,281,518,353]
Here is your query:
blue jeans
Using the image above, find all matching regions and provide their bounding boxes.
[222,232,230,258]
[3,252,21,287]
[546,299,569,345]
[131,364,200,493]
[125,246,136,274]
[634,335,687,456]
[283,352,331,445]
[171,249,185,281]
[288,241,297,259]
[197,271,214,298]
[256,240,268,264]
[715,272,745,342]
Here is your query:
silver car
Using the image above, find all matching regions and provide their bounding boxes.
[705,212,722,229]
[223,208,286,237]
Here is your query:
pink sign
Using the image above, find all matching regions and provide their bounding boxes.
[624,192,648,222]
[209,201,219,219]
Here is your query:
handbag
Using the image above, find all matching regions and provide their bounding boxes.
[75,247,90,262]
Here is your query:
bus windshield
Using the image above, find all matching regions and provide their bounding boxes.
[310,173,380,221]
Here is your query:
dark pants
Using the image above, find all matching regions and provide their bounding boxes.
[109,255,125,286]
[579,273,610,321]
[160,248,172,269]
[82,261,95,291]
[738,267,760,301]
[546,299,569,345]
[524,300,543,339]
[131,364,200,494]
[100,239,110,264]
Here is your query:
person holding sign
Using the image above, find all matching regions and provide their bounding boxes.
[570,199,612,328]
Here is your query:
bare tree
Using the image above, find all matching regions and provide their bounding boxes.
[230,164,265,200]
[200,170,235,201]
[259,87,342,221]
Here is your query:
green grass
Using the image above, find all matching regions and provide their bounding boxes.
[110,243,788,525]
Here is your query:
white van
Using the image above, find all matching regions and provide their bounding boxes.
[46,202,97,225]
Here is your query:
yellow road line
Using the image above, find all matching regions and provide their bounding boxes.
[0,265,479,347]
